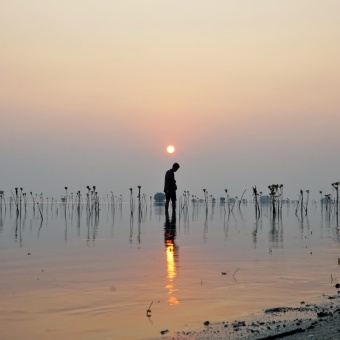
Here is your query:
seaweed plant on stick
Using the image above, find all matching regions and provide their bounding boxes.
[320,181,340,226]
[252,186,260,219]
[0,191,4,212]
[129,188,135,215]
[203,189,209,216]
[332,182,339,216]
[268,184,283,218]
[332,182,340,230]
[295,189,310,217]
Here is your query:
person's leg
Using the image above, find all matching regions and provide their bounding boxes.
[172,200,176,211]
[171,191,177,211]
[165,192,170,211]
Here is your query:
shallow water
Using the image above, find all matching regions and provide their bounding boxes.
[0,201,339,340]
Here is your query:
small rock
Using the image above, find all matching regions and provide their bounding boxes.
[317,311,332,318]
[203,321,210,326]
[160,329,169,335]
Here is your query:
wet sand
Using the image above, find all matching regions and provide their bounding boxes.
[150,293,340,340]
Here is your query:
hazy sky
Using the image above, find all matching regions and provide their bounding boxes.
[1,1,340,201]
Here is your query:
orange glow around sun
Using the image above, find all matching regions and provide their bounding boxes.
[167,145,175,154]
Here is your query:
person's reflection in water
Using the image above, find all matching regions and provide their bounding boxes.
[164,210,179,305]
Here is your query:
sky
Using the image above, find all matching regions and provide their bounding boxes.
[1,0,340,201]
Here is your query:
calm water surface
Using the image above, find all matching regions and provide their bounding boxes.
[1,201,339,339]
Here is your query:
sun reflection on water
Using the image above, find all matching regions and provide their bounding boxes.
[165,211,179,305]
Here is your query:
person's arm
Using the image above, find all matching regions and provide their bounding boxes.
[164,170,171,191]
[169,171,176,191]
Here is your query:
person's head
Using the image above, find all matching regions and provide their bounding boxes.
[172,163,180,172]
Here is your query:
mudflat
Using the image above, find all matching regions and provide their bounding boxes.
[151,294,340,340]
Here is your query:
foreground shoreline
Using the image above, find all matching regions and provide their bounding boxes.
[150,293,340,340]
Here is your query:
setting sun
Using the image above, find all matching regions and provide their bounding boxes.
[167,145,175,154]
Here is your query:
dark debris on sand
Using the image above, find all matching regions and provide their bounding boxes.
[151,294,340,340]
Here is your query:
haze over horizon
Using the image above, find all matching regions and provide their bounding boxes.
[1,1,340,201]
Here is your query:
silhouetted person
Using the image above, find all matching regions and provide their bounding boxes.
[164,162,180,212]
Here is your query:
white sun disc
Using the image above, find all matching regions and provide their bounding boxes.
[167,145,175,153]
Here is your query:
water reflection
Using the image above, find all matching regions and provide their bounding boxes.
[164,210,179,305]
[269,214,283,248]
[0,199,339,247]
